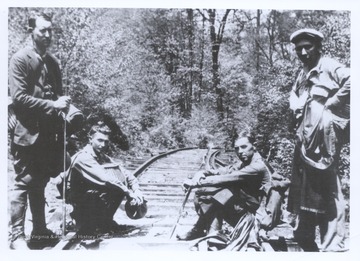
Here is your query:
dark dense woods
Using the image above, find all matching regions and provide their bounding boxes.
[8,8,350,206]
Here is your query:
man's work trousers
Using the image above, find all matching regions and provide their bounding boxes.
[9,174,49,240]
[9,138,62,241]
[294,180,347,252]
[71,190,124,234]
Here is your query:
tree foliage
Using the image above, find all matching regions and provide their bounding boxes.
[8,8,350,193]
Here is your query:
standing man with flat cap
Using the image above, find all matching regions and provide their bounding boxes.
[287,28,350,252]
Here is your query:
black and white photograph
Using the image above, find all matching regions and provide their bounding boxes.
[2,0,359,258]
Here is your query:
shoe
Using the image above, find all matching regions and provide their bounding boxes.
[77,226,99,239]
[176,226,206,241]
[28,228,60,249]
[102,220,120,234]
[10,235,29,250]
[77,219,118,238]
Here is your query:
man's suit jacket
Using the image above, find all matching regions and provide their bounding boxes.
[9,46,63,146]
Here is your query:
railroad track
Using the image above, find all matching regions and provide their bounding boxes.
[48,148,209,250]
[41,148,297,251]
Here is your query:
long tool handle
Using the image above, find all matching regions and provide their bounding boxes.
[61,114,67,238]
[169,146,212,239]
[169,187,192,239]
[62,70,69,239]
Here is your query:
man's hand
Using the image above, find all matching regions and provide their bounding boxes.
[128,190,144,205]
[192,171,206,185]
[52,173,64,185]
[182,171,206,191]
[54,96,71,113]
[182,179,193,191]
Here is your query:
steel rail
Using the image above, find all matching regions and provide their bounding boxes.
[132,147,198,177]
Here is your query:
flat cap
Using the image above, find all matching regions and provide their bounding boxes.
[290,28,324,43]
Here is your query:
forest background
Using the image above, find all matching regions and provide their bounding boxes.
[8,8,350,218]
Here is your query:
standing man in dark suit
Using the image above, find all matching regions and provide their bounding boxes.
[9,11,70,249]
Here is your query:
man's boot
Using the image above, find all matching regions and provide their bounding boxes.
[176,225,207,241]
[9,183,30,250]
[28,228,59,249]
[28,188,59,249]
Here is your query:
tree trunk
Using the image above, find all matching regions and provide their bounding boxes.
[198,14,205,102]
[208,9,231,118]
[183,8,194,118]
[256,10,261,71]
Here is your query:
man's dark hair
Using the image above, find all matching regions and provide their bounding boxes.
[88,121,112,137]
[237,130,256,145]
[28,11,52,31]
